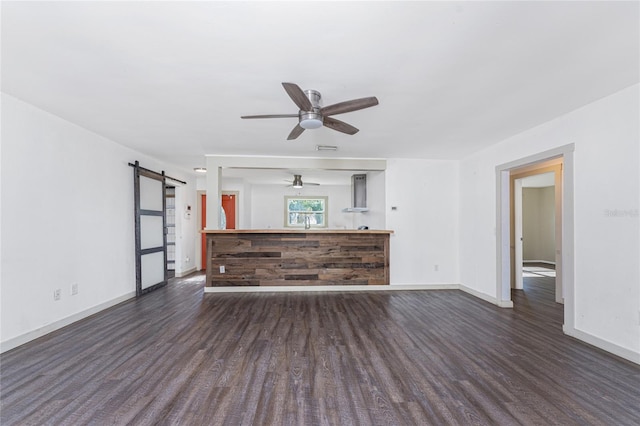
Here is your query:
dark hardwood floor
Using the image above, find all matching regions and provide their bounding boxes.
[1,273,639,425]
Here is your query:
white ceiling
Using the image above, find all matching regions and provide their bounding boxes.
[2,1,638,182]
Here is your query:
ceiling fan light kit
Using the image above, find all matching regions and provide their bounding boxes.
[299,113,323,129]
[287,174,320,188]
[299,89,323,129]
[241,82,378,140]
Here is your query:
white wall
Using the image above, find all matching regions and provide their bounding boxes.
[385,159,459,285]
[459,84,639,359]
[249,184,355,230]
[174,180,198,275]
[207,175,382,230]
[523,186,555,262]
[0,94,198,351]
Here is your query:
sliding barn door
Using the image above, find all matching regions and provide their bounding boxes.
[133,162,167,296]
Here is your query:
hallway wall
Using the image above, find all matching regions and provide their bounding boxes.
[522,186,555,262]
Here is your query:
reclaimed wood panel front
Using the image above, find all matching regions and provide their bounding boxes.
[205,231,390,286]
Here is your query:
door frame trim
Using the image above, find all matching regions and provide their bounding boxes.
[197,191,206,271]
[495,144,575,331]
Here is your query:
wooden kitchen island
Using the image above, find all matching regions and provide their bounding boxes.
[202,229,392,288]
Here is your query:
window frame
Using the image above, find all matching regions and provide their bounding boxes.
[284,196,328,229]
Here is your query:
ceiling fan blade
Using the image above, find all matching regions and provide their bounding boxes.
[285,182,319,187]
[287,124,305,140]
[320,96,379,116]
[285,180,320,187]
[282,82,313,111]
[323,116,359,135]
[241,114,298,119]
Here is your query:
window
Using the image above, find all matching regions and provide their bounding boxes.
[285,196,328,228]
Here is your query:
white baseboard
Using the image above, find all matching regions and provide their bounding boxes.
[204,283,459,293]
[0,291,136,354]
[175,267,197,278]
[204,283,516,309]
[458,284,514,308]
[563,326,640,365]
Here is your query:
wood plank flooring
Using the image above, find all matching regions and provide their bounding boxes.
[2,274,639,425]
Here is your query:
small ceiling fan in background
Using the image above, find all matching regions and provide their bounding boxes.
[286,174,319,188]
[241,82,379,140]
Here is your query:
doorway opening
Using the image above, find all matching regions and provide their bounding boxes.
[520,174,557,288]
[199,192,238,270]
[496,144,575,332]
[511,162,563,332]
[511,160,563,304]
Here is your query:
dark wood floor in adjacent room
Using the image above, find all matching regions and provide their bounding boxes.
[2,274,639,425]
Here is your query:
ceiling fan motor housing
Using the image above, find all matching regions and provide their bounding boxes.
[299,89,323,129]
[304,89,322,108]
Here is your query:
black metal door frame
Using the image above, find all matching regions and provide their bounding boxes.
[132,161,168,296]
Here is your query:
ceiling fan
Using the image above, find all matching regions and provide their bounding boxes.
[241,82,379,140]
[286,174,319,188]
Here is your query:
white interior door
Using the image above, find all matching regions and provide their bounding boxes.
[514,178,524,290]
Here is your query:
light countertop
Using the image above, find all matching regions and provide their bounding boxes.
[201,229,394,234]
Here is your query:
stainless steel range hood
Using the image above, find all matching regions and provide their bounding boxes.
[342,174,369,212]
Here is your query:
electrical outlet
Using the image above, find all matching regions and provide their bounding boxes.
[53,289,61,301]
[71,283,78,295]
[434,264,439,272]
[219,265,225,274]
